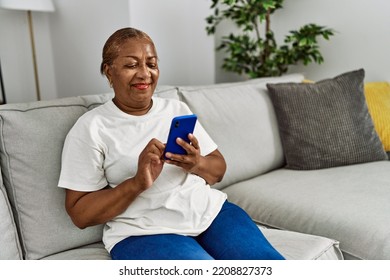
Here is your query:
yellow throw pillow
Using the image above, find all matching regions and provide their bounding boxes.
[364,82,390,151]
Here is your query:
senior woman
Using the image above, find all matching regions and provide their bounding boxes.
[58,27,284,260]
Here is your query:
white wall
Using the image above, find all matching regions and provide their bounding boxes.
[1,0,389,103]
[49,0,214,99]
[128,0,214,86]
[0,9,56,103]
[0,0,214,102]
[215,0,390,83]
[48,0,130,99]
[274,0,390,82]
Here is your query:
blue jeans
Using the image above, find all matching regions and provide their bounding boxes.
[110,201,285,260]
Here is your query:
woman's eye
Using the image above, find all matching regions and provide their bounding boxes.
[125,64,137,69]
[148,63,157,69]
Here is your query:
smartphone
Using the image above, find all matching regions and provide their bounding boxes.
[164,114,197,159]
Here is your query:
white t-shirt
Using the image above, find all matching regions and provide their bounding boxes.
[58,97,227,252]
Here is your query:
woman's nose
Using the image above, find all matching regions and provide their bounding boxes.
[136,64,151,78]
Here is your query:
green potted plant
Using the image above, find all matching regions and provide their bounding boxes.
[206,0,335,78]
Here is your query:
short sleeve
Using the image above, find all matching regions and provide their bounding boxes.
[58,134,108,192]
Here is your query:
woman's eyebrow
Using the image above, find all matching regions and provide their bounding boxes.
[122,55,158,60]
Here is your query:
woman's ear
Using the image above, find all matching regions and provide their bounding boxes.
[103,64,113,87]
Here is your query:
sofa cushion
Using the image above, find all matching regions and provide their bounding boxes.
[154,85,180,100]
[260,227,343,260]
[42,228,343,260]
[42,242,111,260]
[0,171,22,259]
[179,74,304,189]
[223,161,390,260]
[266,69,388,170]
[0,94,114,259]
[364,82,390,151]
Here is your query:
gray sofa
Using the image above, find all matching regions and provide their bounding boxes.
[0,73,388,260]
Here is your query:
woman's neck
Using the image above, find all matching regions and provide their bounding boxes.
[112,97,153,116]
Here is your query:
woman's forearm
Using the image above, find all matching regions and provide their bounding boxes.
[65,178,144,229]
[192,149,226,185]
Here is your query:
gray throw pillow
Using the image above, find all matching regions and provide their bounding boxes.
[266,69,388,170]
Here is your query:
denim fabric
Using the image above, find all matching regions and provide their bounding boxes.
[110,201,285,260]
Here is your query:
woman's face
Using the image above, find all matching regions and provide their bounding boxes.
[105,37,159,115]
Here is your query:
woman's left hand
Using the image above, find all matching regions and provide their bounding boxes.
[164,133,200,173]
[164,134,226,185]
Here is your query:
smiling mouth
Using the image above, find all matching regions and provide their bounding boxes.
[132,83,150,90]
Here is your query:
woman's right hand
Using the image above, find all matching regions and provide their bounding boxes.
[134,138,165,190]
